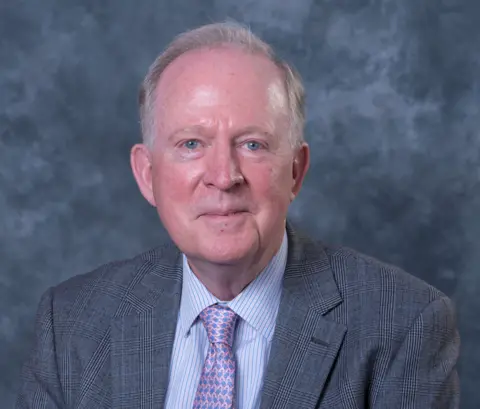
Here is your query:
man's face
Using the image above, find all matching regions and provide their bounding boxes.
[132,47,309,266]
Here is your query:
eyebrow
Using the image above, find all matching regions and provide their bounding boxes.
[167,125,275,141]
[167,125,208,141]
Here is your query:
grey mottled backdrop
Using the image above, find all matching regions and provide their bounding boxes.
[1,0,479,407]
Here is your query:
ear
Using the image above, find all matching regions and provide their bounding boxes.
[130,143,157,207]
[290,142,310,202]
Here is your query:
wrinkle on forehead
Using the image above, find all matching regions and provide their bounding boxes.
[152,47,290,142]
[189,85,221,108]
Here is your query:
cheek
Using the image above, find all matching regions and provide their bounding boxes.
[249,163,293,202]
[271,161,293,189]
[152,162,197,205]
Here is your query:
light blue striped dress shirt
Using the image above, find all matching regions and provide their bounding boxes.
[164,230,288,409]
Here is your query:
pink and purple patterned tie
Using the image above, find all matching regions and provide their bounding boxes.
[192,304,238,409]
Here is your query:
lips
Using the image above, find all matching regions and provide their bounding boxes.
[203,210,246,216]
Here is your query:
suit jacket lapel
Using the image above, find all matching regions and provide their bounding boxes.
[110,243,183,409]
[260,224,347,409]
[108,224,345,409]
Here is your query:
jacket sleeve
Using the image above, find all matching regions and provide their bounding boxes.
[373,296,460,408]
[16,287,65,409]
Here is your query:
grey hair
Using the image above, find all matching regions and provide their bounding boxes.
[138,21,306,149]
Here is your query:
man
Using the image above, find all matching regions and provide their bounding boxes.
[16,22,460,409]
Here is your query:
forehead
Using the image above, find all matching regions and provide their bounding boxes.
[153,46,288,133]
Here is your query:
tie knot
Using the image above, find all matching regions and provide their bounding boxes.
[199,304,238,346]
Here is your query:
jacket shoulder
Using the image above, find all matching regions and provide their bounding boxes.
[326,244,444,299]
[322,243,450,328]
[46,242,179,322]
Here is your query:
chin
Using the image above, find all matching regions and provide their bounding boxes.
[208,239,255,264]
[194,227,258,265]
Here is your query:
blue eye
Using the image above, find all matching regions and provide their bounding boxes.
[245,141,262,151]
[183,139,199,150]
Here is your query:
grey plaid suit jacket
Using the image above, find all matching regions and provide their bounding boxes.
[16,223,460,409]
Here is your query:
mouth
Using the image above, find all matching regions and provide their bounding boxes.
[198,210,249,229]
[202,210,247,217]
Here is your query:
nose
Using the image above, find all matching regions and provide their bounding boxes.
[203,142,245,191]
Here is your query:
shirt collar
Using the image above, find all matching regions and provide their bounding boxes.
[178,230,288,342]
